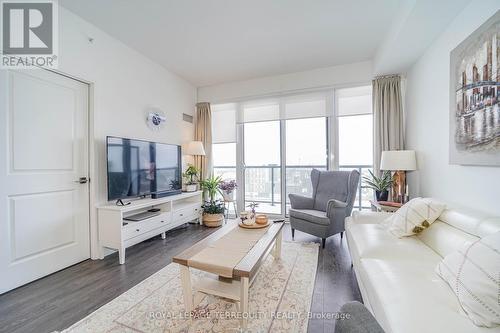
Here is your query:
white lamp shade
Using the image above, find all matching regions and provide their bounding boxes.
[380,150,417,171]
[183,141,206,156]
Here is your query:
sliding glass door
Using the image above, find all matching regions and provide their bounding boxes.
[211,85,372,217]
[285,117,327,213]
[336,86,373,210]
[242,118,327,216]
[243,121,281,214]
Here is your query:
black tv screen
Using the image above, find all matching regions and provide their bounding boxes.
[106,136,182,201]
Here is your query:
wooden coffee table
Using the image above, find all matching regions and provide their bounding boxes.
[173,220,284,328]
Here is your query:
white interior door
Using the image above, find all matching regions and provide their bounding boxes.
[0,69,90,293]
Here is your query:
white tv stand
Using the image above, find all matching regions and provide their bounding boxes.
[98,191,202,264]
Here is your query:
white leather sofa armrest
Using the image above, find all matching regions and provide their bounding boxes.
[349,210,393,225]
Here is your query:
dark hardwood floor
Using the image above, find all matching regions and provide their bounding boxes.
[0,222,361,333]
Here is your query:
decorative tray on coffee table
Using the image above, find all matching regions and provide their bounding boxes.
[238,220,271,229]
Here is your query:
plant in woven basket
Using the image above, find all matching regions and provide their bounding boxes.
[201,200,225,214]
[199,176,225,227]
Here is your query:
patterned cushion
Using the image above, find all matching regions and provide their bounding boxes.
[385,197,446,237]
[436,231,500,327]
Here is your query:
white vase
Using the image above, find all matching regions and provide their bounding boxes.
[186,184,197,192]
[222,190,234,201]
[240,211,255,225]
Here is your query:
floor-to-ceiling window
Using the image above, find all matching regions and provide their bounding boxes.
[242,117,328,216]
[212,143,236,180]
[244,120,281,214]
[285,117,327,213]
[239,94,331,216]
[212,103,237,179]
[211,104,237,216]
[336,86,373,210]
[211,85,372,217]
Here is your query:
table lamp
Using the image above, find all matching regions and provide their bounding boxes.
[380,150,417,203]
[182,141,206,192]
[183,141,206,156]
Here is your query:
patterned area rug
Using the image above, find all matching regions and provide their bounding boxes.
[62,241,319,333]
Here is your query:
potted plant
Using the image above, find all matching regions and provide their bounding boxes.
[219,179,237,201]
[362,170,393,201]
[247,201,259,217]
[244,201,259,224]
[200,176,225,227]
[201,201,225,227]
[183,164,200,192]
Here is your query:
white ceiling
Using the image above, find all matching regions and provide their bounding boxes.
[60,0,404,86]
[373,0,471,75]
[60,0,470,87]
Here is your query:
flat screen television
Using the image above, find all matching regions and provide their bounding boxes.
[106,136,182,201]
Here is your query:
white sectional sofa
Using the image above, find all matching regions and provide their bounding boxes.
[345,205,500,333]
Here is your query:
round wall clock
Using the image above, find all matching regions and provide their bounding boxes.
[146,108,166,130]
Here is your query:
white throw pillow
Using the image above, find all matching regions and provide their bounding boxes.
[436,231,500,327]
[385,197,446,237]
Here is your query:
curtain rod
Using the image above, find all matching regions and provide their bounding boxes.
[373,74,400,79]
[201,80,372,105]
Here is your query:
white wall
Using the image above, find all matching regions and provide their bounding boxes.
[57,7,196,256]
[197,61,372,102]
[405,0,500,215]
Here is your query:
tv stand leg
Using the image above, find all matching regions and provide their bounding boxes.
[119,246,125,264]
[161,232,166,239]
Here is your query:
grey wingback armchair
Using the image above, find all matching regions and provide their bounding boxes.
[289,169,360,248]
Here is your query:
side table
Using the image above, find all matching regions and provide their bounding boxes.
[370,200,402,213]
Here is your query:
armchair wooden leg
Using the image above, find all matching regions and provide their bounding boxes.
[291,228,295,240]
[322,238,326,248]
[340,231,344,240]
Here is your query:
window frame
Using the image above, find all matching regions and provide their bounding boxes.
[335,86,373,210]
[211,84,373,217]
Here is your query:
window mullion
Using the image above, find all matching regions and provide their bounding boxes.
[280,119,286,218]
[330,89,338,171]
[236,122,244,215]
[279,98,286,218]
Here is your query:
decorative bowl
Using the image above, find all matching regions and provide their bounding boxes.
[255,214,268,225]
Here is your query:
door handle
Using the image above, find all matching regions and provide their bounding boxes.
[74,177,89,184]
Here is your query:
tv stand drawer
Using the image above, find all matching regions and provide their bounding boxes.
[122,213,170,240]
[173,205,201,222]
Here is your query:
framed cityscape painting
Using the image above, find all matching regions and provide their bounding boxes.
[450,10,500,166]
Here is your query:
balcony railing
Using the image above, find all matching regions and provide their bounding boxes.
[214,164,373,215]
[339,165,373,210]
[244,165,326,213]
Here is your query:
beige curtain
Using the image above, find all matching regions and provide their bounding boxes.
[372,75,404,176]
[194,102,213,180]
